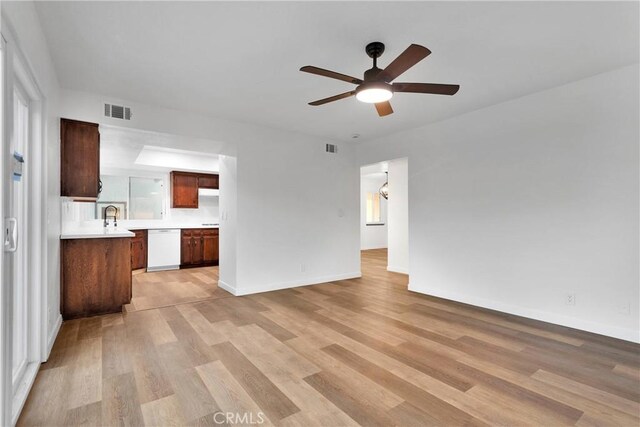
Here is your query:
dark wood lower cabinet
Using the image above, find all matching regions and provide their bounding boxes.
[181,228,219,267]
[61,237,132,319]
[131,229,147,270]
[203,230,219,264]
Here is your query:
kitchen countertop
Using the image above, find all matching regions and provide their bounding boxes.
[60,228,136,240]
[60,223,219,239]
[127,224,219,230]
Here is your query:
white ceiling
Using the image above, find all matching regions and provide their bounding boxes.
[100,126,219,173]
[36,1,639,143]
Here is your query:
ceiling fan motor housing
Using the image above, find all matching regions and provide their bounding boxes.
[364,42,389,83]
[365,41,385,59]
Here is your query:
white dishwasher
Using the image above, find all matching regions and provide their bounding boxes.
[147,229,180,271]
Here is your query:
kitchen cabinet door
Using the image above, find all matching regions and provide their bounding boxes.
[198,174,219,189]
[131,240,144,270]
[181,233,193,265]
[131,230,147,270]
[203,232,219,264]
[191,233,204,265]
[171,172,198,208]
[60,118,100,200]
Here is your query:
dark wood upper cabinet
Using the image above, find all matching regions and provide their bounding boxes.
[170,171,219,209]
[60,118,100,200]
[198,174,219,189]
[171,172,199,208]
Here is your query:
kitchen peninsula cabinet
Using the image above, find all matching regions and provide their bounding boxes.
[61,237,132,319]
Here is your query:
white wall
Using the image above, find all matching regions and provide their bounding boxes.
[2,1,62,356]
[233,134,360,295]
[171,196,218,224]
[218,155,237,290]
[360,173,388,250]
[387,158,409,274]
[59,89,361,296]
[357,65,640,343]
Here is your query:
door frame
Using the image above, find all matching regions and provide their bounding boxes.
[1,16,49,426]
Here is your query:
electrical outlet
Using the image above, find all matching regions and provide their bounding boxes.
[300,263,306,273]
[615,302,631,315]
[565,293,576,306]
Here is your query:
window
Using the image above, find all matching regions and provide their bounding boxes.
[93,174,164,220]
[129,177,163,219]
[366,192,382,224]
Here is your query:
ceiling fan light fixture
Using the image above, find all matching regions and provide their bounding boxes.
[301,42,459,116]
[355,82,393,104]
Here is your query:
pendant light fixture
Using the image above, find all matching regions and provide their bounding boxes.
[379,172,389,200]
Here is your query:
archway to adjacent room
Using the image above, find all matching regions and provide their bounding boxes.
[360,158,409,283]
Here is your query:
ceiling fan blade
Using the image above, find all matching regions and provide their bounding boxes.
[375,101,393,117]
[393,82,460,95]
[377,44,431,82]
[300,66,363,85]
[308,91,356,106]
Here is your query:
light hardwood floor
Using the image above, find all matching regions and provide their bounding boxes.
[125,266,231,312]
[19,249,640,426]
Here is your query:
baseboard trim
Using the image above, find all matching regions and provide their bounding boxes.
[147,265,180,272]
[11,362,40,425]
[46,314,63,360]
[387,265,409,275]
[221,271,362,297]
[217,279,237,296]
[408,283,640,343]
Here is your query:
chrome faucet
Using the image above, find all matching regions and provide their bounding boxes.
[103,205,119,228]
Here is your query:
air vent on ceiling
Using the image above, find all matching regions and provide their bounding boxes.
[325,143,338,154]
[104,103,132,120]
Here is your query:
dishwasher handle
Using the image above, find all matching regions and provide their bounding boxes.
[149,229,180,234]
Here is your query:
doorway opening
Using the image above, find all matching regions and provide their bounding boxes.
[360,158,409,282]
[60,125,235,313]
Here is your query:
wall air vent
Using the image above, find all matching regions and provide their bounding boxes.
[104,103,132,120]
[325,143,338,153]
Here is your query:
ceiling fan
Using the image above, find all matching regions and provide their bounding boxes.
[300,42,459,117]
